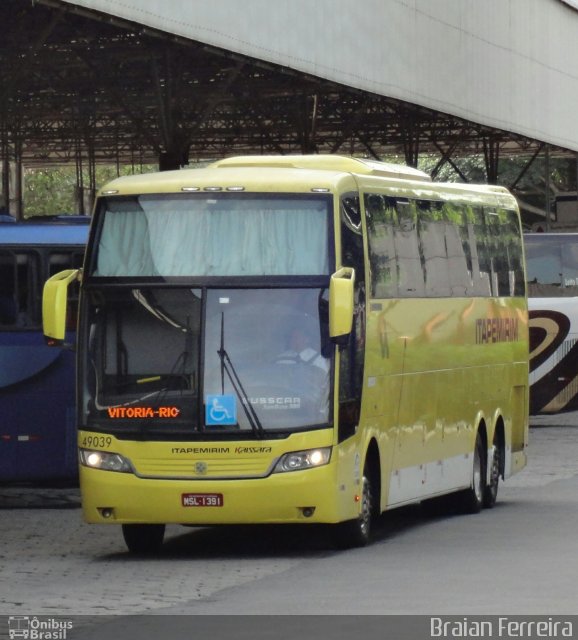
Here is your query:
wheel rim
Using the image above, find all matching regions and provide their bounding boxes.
[473,443,483,504]
[488,446,500,497]
[359,476,372,537]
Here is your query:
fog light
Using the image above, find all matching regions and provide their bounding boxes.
[301,507,316,518]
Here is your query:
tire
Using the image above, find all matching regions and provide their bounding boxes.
[483,440,502,508]
[122,524,165,555]
[334,473,374,548]
[458,431,485,514]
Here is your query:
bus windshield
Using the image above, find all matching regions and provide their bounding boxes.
[92,193,330,277]
[83,287,331,435]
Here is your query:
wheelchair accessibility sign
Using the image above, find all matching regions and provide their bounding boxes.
[205,395,237,426]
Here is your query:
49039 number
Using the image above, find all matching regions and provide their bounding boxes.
[80,435,113,449]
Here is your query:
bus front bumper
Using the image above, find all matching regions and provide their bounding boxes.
[79,464,359,526]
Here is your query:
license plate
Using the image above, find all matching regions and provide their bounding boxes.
[181,493,223,507]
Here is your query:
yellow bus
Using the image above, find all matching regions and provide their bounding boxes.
[43,155,529,554]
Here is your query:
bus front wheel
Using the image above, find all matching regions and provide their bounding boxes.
[122,524,166,555]
[334,473,374,548]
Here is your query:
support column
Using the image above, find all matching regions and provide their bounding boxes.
[76,156,84,215]
[483,136,500,185]
[1,131,9,214]
[545,145,551,231]
[1,160,9,214]
[402,113,420,168]
[13,140,23,221]
[86,143,96,214]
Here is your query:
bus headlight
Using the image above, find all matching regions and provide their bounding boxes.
[79,449,133,473]
[273,447,331,473]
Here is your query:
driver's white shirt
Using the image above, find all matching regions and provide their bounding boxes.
[277,347,329,372]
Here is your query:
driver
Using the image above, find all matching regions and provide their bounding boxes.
[276,327,329,373]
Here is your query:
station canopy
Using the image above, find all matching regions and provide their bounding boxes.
[0,0,576,185]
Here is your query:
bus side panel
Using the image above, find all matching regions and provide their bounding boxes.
[508,381,528,476]
[364,296,528,508]
[0,332,78,482]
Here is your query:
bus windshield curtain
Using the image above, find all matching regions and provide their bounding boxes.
[94,197,329,277]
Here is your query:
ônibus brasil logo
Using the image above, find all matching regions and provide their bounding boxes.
[8,616,73,640]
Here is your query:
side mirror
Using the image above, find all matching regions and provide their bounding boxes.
[329,267,355,345]
[42,269,81,345]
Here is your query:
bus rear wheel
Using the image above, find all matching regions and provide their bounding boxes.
[457,431,485,514]
[483,440,502,508]
[122,524,165,555]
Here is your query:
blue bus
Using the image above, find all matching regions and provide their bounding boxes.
[0,215,88,482]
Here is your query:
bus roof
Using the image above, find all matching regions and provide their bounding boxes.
[96,155,516,207]
[211,156,517,205]
[0,217,89,246]
[210,155,432,182]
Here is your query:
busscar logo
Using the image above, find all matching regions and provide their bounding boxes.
[8,616,73,640]
[245,396,301,410]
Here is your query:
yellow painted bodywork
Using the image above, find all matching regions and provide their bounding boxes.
[80,428,363,525]
[75,155,529,527]
[364,296,528,510]
[42,269,80,342]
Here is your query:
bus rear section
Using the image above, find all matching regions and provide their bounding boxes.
[525,232,578,413]
[43,155,529,553]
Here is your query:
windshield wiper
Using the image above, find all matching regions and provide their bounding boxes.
[217,312,265,438]
[132,289,185,330]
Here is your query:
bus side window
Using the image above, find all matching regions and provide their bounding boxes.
[560,238,578,293]
[525,236,563,297]
[444,202,474,296]
[394,199,425,297]
[364,193,398,298]
[502,209,525,297]
[0,250,39,328]
[0,252,17,325]
[19,252,40,327]
[416,200,449,297]
[485,208,510,297]
[471,207,492,296]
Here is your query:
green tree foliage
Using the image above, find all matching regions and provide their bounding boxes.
[23,164,156,217]
[23,167,78,216]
